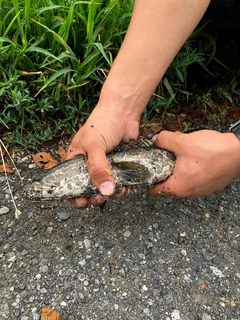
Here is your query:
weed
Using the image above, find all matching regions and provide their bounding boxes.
[0,1,239,148]
[1,0,134,147]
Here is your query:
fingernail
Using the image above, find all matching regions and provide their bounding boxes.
[100,181,115,196]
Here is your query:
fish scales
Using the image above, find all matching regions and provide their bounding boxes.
[22,146,175,200]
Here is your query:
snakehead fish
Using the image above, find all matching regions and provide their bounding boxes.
[22,145,175,200]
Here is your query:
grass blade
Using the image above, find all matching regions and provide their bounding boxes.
[35,67,75,96]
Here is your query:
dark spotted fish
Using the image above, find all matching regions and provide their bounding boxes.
[22,145,175,200]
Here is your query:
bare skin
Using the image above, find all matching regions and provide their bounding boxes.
[66,0,240,208]
[148,130,240,198]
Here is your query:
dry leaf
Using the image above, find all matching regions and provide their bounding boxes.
[32,152,58,169]
[56,146,67,162]
[150,123,164,134]
[0,163,13,173]
[104,168,113,176]
[225,300,231,306]
[140,128,149,139]
[164,122,181,132]
[41,306,62,320]
[228,108,240,120]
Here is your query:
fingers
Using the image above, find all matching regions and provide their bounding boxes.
[111,187,127,200]
[148,177,177,197]
[86,146,115,196]
[69,197,89,208]
[70,188,126,209]
[66,128,116,202]
[148,178,196,199]
[69,195,107,208]
[66,142,83,160]
[152,130,182,154]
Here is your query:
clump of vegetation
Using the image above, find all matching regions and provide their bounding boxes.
[0,0,239,148]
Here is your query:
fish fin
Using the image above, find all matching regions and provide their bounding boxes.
[112,161,148,184]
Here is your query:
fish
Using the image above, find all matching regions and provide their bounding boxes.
[22,145,175,200]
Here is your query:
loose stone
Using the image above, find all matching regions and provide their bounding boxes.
[123,230,131,238]
[58,211,70,221]
[171,310,181,320]
[46,227,53,234]
[84,239,91,250]
[202,313,212,320]
[142,285,148,291]
[152,223,159,230]
[79,293,84,299]
[39,265,48,273]
[119,268,126,277]
[0,206,9,215]
[32,313,40,320]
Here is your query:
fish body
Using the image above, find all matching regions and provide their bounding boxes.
[22,146,175,200]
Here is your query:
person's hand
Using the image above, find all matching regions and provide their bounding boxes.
[66,104,140,207]
[148,130,240,198]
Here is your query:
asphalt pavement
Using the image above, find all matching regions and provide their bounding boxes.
[0,156,240,320]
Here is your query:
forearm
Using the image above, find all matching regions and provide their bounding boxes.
[99,0,210,119]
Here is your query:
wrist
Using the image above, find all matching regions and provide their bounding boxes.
[225,132,240,176]
[97,85,146,122]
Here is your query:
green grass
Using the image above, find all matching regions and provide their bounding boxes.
[1,0,133,148]
[1,0,239,148]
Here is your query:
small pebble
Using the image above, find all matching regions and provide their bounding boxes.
[58,212,70,221]
[123,230,131,238]
[202,313,212,320]
[181,249,187,256]
[153,289,160,296]
[83,280,89,287]
[119,268,126,277]
[8,255,16,262]
[0,176,6,183]
[0,206,9,215]
[46,227,53,234]
[142,285,148,292]
[165,293,173,304]
[84,239,91,250]
[180,231,186,237]
[152,223,159,230]
[171,310,181,320]
[210,266,225,278]
[79,293,84,299]
[39,265,48,273]
[223,254,234,262]
[32,313,40,320]
[143,308,150,315]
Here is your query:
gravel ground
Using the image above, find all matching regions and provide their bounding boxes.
[0,155,240,320]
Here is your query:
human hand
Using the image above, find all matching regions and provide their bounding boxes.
[148,130,240,198]
[66,104,140,207]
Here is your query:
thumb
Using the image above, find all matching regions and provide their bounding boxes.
[87,147,115,196]
[152,130,182,155]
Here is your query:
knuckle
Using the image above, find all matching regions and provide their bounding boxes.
[88,163,104,177]
[88,162,110,181]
